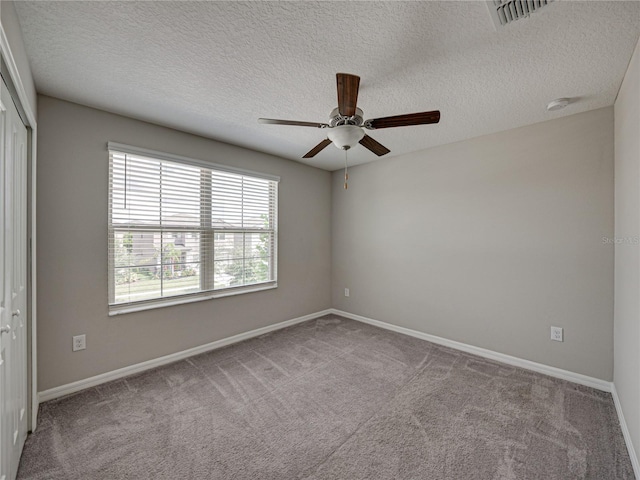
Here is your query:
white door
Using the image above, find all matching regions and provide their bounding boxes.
[0,79,28,480]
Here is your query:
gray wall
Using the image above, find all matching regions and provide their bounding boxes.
[332,107,614,381]
[614,37,640,464]
[36,95,331,391]
[1,1,37,117]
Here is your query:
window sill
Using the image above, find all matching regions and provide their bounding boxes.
[108,282,277,316]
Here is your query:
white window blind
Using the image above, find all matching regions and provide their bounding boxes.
[108,143,278,311]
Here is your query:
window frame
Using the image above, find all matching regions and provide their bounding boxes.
[107,142,279,316]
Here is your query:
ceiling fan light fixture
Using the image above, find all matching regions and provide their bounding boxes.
[327,125,365,150]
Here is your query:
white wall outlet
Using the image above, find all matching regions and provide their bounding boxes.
[344,288,350,297]
[550,326,563,342]
[73,334,86,351]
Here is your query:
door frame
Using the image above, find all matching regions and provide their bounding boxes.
[0,25,38,431]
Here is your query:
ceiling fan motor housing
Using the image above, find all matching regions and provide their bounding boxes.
[329,107,364,127]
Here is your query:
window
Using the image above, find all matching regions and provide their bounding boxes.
[108,143,278,313]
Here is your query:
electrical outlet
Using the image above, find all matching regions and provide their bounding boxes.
[73,334,86,351]
[344,288,350,297]
[550,327,563,342]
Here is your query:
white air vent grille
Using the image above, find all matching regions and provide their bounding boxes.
[487,0,555,27]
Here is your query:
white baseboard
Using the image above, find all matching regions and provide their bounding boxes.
[611,383,640,478]
[330,308,612,393]
[39,307,612,397]
[38,309,332,403]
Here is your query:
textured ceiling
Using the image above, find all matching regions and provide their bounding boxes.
[15,1,640,171]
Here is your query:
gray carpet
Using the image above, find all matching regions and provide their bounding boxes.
[18,315,633,479]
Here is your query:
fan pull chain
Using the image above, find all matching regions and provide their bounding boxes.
[344,149,349,190]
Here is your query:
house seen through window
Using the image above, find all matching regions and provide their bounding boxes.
[108,144,278,310]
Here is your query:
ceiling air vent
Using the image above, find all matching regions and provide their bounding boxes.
[486,0,555,27]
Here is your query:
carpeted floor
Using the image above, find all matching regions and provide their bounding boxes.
[18,315,633,479]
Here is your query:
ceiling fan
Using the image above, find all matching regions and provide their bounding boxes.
[258,73,440,158]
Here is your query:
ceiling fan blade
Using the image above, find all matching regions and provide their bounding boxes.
[359,134,391,156]
[365,110,440,129]
[336,73,360,117]
[258,118,328,128]
[303,138,333,158]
